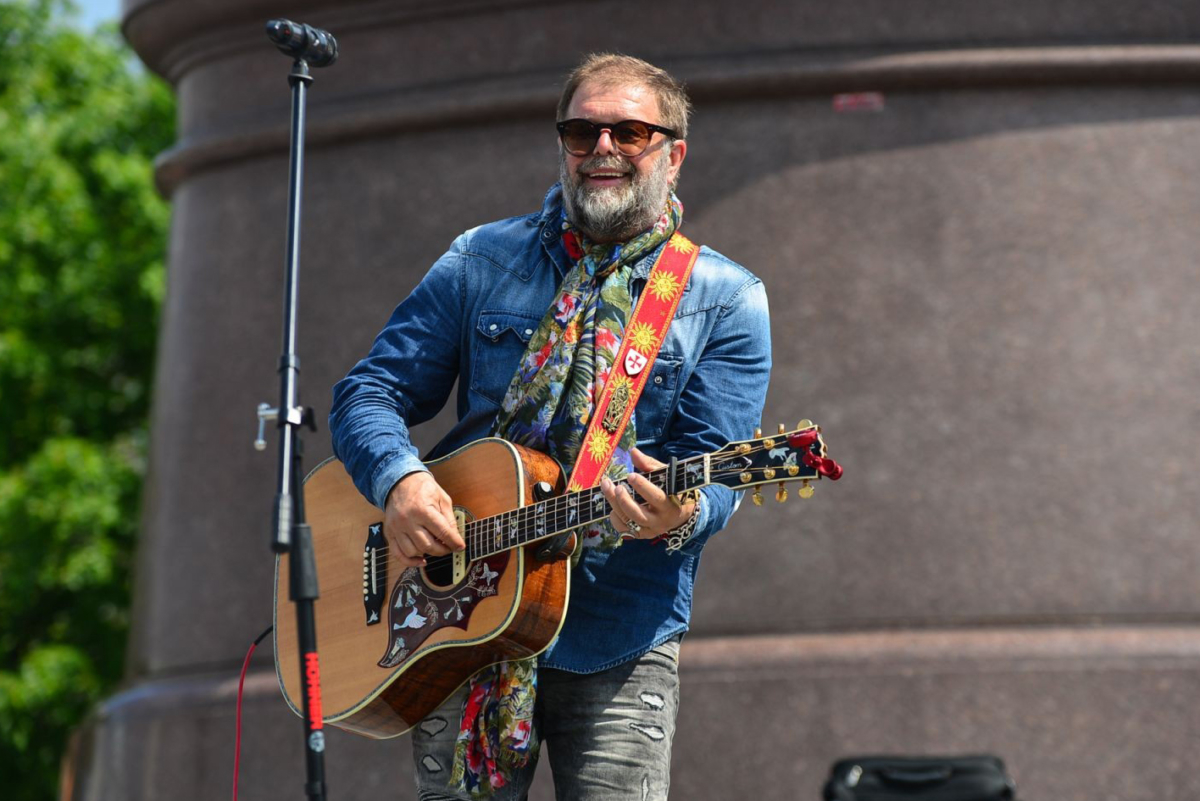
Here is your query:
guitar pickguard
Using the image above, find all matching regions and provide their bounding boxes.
[378,552,511,669]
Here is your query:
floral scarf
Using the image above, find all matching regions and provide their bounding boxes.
[447,196,682,797]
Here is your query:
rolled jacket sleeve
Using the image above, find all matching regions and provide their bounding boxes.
[329,237,466,509]
[664,275,772,556]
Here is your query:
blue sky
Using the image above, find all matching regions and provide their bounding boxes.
[73,0,121,29]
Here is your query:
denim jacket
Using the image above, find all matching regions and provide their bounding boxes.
[329,184,771,672]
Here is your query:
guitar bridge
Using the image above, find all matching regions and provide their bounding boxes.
[363,522,387,626]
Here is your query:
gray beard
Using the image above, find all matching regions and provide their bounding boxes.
[560,151,673,243]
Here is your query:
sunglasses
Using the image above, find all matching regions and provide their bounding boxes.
[556,119,678,157]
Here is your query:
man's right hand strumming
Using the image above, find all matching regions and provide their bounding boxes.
[384,471,465,567]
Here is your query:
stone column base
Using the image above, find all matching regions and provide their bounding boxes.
[65,625,1200,800]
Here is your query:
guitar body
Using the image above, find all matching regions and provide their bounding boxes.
[273,421,841,740]
[274,438,573,738]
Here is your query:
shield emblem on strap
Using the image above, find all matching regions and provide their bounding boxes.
[624,349,648,376]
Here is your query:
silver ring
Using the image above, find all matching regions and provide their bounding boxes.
[615,511,639,535]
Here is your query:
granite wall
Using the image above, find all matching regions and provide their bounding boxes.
[63,2,1200,799]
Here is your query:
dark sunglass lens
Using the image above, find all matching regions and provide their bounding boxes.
[612,122,651,154]
[561,121,598,154]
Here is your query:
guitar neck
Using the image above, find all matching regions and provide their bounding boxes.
[463,454,709,560]
[460,424,838,561]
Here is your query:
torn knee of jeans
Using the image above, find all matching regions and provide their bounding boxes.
[418,716,448,736]
[638,691,665,711]
[628,722,666,741]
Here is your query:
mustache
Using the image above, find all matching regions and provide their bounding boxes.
[576,156,633,176]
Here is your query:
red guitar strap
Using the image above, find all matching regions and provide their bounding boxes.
[565,232,701,492]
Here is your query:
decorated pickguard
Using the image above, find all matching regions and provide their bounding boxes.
[378,552,510,669]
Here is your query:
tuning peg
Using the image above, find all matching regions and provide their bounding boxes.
[776,484,788,503]
[797,419,813,430]
[752,489,764,506]
[754,426,762,439]
[799,480,815,499]
[777,423,786,435]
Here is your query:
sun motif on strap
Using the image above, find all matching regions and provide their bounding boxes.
[586,429,611,463]
[647,270,683,303]
[608,373,634,394]
[567,480,584,493]
[626,322,658,354]
[668,234,697,255]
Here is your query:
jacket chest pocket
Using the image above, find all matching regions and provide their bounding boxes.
[470,310,542,405]
[634,353,683,445]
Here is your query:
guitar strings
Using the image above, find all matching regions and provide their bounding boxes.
[365,455,711,566]
[364,467,678,564]
[360,440,800,577]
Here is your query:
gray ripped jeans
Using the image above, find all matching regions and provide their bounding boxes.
[412,637,681,801]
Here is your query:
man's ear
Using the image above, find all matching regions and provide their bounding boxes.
[669,139,687,170]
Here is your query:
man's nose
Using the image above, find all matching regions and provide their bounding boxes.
[593,127,618,155]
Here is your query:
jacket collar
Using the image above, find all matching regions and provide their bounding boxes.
[538,184,571,279]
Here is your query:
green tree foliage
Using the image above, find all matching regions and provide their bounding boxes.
[0,2,174,798]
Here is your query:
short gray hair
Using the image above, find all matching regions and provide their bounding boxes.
[557,53,691,139]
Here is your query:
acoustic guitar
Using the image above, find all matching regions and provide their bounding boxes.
[274,421,841,738]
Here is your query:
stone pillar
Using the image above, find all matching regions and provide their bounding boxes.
[67,2,1200,799]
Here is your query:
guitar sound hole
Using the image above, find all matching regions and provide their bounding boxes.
[423,555,455,589]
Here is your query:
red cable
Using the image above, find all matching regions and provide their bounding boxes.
[233,627,272,801]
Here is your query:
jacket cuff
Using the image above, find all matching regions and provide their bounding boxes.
[370,451,430,510]
[677,485,732,557]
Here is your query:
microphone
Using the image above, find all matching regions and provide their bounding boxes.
[266,19,338,67]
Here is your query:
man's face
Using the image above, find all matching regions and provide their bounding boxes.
[559,81,687,243]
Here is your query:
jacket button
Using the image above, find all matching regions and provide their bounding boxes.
[654,375,663,385]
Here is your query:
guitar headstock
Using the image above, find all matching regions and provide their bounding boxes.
[708,420,843,503]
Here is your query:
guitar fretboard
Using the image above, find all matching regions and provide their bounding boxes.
[462,454,709,560]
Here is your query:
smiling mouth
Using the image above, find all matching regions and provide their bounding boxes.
[582,170,631,184]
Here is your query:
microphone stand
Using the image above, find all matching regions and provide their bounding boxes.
[256,54,327,801]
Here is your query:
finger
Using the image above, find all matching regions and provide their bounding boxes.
[601,477,636,534]
[388,533,427,567]
[601,477,624,527]
[627,472,667,509]
[395,551,426,568]
[608,508,631,535]
[626,474,689,530]
[600,475,618,506]
[612,482,651,528]
[389,472,464,552]
[630,446,665,472]
[393,532,426,560]
[609,507,646,539]
[407,525,449,557]
[424,501,465,552]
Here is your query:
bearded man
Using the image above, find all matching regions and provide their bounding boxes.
[329,53,771,800]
